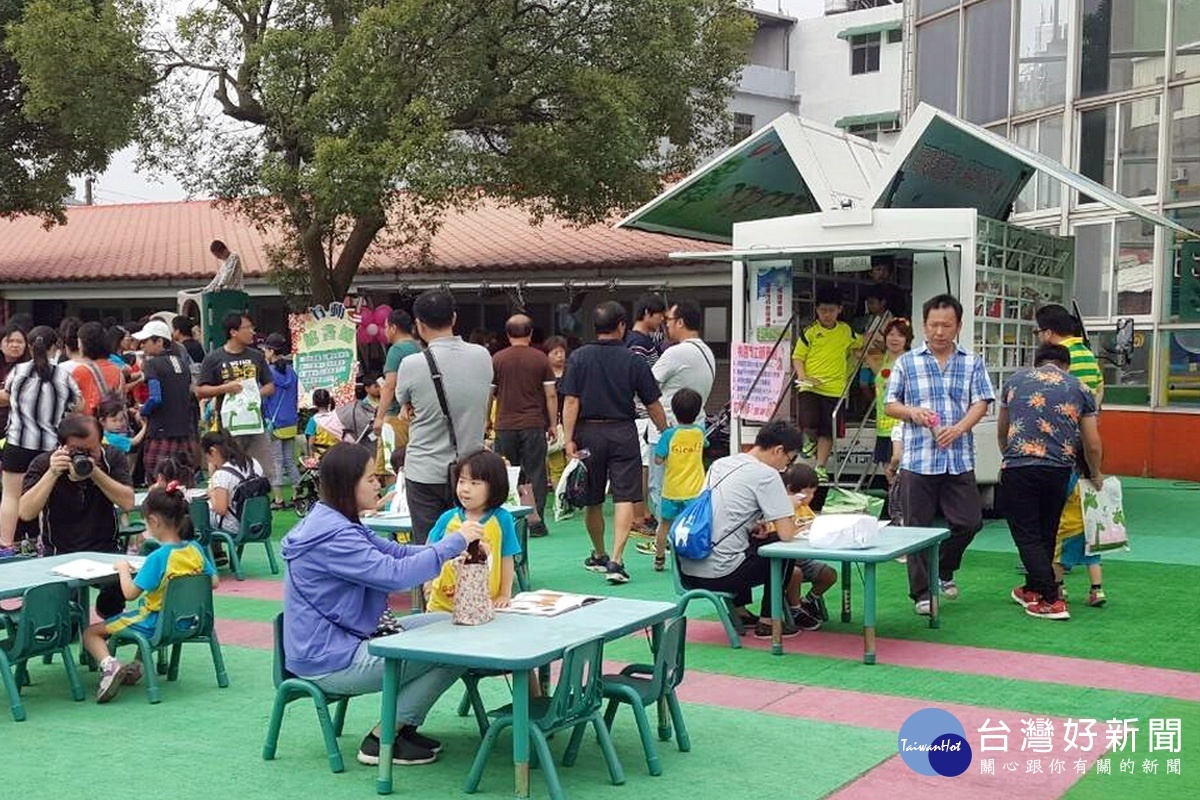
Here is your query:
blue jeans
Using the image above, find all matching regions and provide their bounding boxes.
[305,613,463,727]
[271,436,301,489]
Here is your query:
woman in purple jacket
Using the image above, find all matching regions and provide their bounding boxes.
[281,443,482,767]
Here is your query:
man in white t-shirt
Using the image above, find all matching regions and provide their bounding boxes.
[677,420,804,638]
[646,299,716,519]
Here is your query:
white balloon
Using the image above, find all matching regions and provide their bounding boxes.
[366,323,379,337]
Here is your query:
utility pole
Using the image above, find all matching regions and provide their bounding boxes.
[84,177,94,206]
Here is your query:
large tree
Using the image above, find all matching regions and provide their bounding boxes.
[1,0,151,222]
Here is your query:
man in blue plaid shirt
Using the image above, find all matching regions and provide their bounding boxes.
[885,294,995,615]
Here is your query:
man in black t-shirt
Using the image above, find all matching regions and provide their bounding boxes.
[172,315,207,367]
[19,415,135,618]
[134,320,198,477]
[562,301,666,585]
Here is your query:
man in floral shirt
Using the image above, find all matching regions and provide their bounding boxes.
[997,344,1104,621]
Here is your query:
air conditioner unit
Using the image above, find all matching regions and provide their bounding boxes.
[1173,166,1190,183]
[826,0,850,13]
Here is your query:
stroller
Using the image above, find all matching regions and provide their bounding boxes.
[292,425,376,517]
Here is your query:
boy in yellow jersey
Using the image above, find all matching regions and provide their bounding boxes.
[1035,305,1107,606]
[637,389,706,572]
[791,289,864,481]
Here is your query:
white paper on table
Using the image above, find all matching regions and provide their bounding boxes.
[50,557,146,580]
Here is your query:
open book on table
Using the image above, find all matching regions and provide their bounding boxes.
[50,557,146,580]
[497,590,605,617]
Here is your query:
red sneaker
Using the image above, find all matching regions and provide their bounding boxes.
[1011,586,1040,608]
[1026,599,1071,620]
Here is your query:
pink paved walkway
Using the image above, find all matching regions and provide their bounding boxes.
[685,618,1200,702]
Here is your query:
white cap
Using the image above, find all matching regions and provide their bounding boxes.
[133,319,173,341]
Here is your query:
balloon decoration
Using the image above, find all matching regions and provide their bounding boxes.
[356,304,392,346]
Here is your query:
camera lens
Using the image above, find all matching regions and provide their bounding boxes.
[71,452,93,477]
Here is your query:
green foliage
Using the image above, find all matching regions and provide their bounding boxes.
[143,0,754,303]
[0,0,151,221]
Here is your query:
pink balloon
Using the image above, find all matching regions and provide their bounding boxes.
[356,325,374,345]
[372,305,391,326]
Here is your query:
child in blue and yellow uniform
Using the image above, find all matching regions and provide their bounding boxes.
[637,388,706,572]
[425,450,521,611]
[82,483,218,703]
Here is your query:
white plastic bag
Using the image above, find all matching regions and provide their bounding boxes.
[808,514,882,550]
[220,378,264,436]
[554,457,584,522]
[1081,476,1129,554]
[505,466,522,507]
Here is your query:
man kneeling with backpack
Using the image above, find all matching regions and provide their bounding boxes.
[675,420,806,639]
[201,430,271,566]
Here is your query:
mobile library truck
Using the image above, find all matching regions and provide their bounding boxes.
[620,104,1196,508]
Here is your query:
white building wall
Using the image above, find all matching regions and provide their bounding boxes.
[792,4,905,146]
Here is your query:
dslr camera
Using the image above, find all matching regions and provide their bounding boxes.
[69,448,94,478]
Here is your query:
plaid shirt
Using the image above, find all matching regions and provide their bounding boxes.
[885,343,995,476]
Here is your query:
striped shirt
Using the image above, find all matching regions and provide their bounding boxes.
[4,362,81,452]
[1060,337,1104,400]
[885,343,996,476]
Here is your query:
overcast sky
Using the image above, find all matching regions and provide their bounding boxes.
[69,0,829,205]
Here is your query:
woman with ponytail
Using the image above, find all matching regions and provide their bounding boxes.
[0,326,82,556]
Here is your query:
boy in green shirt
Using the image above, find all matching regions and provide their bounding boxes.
[791,289,863,481]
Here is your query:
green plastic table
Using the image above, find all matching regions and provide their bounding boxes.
[758,526,950,664]
[364,505,536,592]
[0,552,131,600]
[367,596,678,797]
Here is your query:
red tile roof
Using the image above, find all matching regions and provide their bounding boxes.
[0,199,716,284]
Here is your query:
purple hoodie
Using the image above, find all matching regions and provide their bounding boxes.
[280,501,467,676]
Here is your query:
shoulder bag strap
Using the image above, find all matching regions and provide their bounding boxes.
[688,340,715,379]
[422,348,458,455]
[705,461,764,551]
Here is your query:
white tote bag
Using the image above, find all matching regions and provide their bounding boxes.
[220,378,265,436]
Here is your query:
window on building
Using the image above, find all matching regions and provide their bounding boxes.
[916,13,959,113]
[1074,222,1115,318]
[851,33,882,74]
[1080,0,1168,99]
[1079,98,1161,201]
[1074,217,1158,320]
[917,0,958,18]
[1013,114,1064,213]
[1169,84,1200,203]
[963,0,1013,124]
[1167,206,1200,321]
[732,113,755,141]
[886,28,903,44]
[847,119,901,141]
[1164,329,1200,407]
[1178,0,1200,80]
[1015,0,1070,113]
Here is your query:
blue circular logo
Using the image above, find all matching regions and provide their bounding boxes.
[897,708,972,777]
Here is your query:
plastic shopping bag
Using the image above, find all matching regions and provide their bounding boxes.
[220,378,265,436]
[822,487,885,519]
[808,514,883,550]
[554,457,588,522]
[1081,476,1129,554]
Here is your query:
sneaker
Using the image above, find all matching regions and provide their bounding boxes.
[800,438,817,460]
[1012,587,1041,606]
[939,579,959,600]
[527,523,549,539]
[399,725,443,754]
[356,732,437,766]
[604,561,630,584]
[754,618,800,639]
[122,660,144,686]
[1011,586,1040,608]
[630,519,656,539]
[914,599,931,616]
[583,553,609,572]
[96,660,134,703]
[810,594,829,622]
[791,601,822,632]
[1087,588,1107,607]
[1026,599,1071,620]
[634,540,657,556]
[815,466,829,483]
[0,545,16,558]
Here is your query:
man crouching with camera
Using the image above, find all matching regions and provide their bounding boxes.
[19,414,136,618]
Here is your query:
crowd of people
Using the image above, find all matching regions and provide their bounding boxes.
[0,277,1111,754]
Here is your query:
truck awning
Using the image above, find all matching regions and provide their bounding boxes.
[615,114,889,243]
[871,103,1198,239]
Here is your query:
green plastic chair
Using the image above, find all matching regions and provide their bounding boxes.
[601,615,690,776]
[108,573,229,703]
[263,613,352,773]
[465,637,623,800]
[670,548,743,649]
[0,582,85,721]
[209,495,278,581]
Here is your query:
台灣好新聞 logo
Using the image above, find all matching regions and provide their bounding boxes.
[898,708,973,777]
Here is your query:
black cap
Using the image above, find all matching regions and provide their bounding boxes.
[264,333,289,353]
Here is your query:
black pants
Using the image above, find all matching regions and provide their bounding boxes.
[680,554,795,617]
[405,478,455,545]
[901,470,983,601]
[1001,465,1072,603]
[495,428,549,527]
